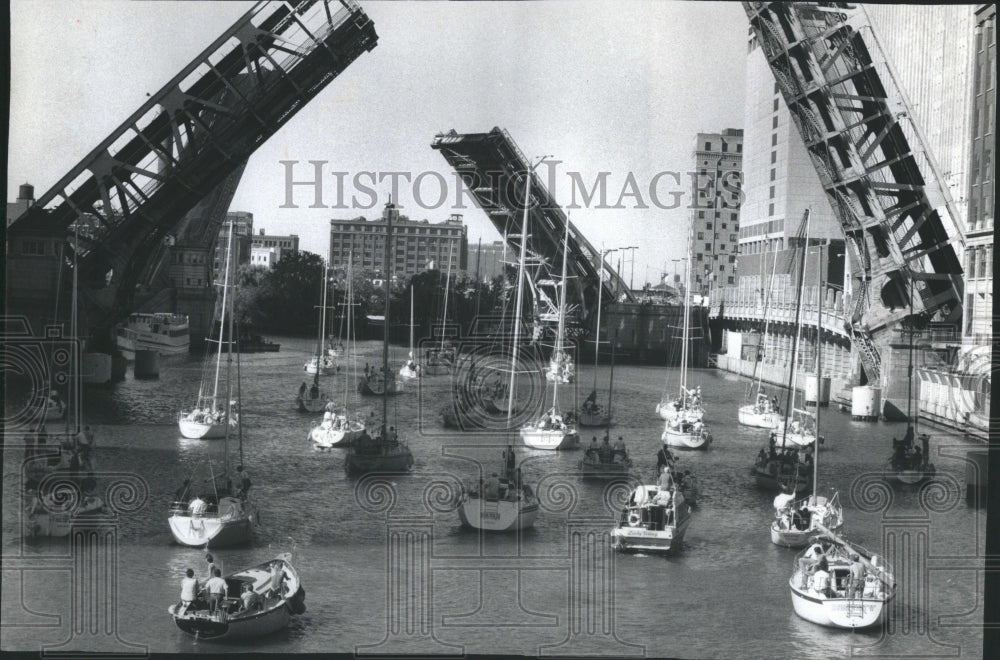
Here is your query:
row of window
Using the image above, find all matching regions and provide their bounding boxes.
[333,226,463,236]
[966,245,993,280]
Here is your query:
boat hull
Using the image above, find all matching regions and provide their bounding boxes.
[772,428,816,448]
[611,514,691,554]
[458,498,538,531]
[738,405,780,429]
[24,497,106,538]
[789,579,890,629]
[357,377,403,396]
[304,363,335,376]
[310,422,364,449]
[520,428,580,450]
[178,417,236,440]
[168,498,256,547]
[399,366,420,380]
[750,465,811,493]
[578,410,611,427]
[771,521,843,548]
[662,428,712,450]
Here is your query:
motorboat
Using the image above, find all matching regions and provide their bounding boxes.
[168,553,305,641]
[789,529,895,629]
[115,312,190,356]
[611,483,692,554]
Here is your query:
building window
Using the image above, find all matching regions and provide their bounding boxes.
[706,222,713,229]
[736,143,742,153]
[697,231,704,240]
[722,223,727,229]
[705,141,712,150]
[705,243,711,252]
[772,133,778,146]
[768,203,775,216]
[722,142,728,153]
[773,98,779,112]
[770,151,777,164]
[773,116,779,129]
[698,211,704,219]
[728,276,735,284]
[770,169,776,182]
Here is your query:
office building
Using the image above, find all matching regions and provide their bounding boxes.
[329,202,468,278]
[213,211,254,278]
[467,240,506,281]
[690,129,743,296]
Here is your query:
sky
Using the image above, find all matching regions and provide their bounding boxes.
[7,0,749,287]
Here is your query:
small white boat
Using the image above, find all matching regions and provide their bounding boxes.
[738,393,782,429]
[771,491,843,548]
[458,450,538,531]
[789,530,895,629]
[116,312,190,356]
[168,492,258,548]
[310,412,365,449]
[611,483,692,554]
[520,408,580,450]
[178,406,238,440]
[304,355,337,376]
[168,553,305,641]
[661,418,712,450]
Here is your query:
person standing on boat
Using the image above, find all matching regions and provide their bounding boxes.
[179,568,199,614]
[658,465,675,490]
[613,437,627,461]
[598,437,613,463]
[773,488,794,529]
[205,567,228,613]
[847,553,865,598]
[810,558,831,597]
[299,381,307,398]
[656,446,675,472]
[587,437,600,458]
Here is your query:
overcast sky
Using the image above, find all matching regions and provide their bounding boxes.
[8,0,750,286]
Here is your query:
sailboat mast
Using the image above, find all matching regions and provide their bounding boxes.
[813,246,823,501]
[680,235,691,404]
[553,217,570,407]
[410,284,415,358]
[382,204,392,433]
[907,276,914,433]
[223,231,236,479]
[782,210,811,434]
[440,242,453,351]
[212,226,235,406]
[507,172,532,427]
[344,250,354,409]
[608,255,622,420]
[592,245,605,392]
[70,224,79,432]
[474,237,482,320]
[315,261,329,385]
[755,250,780,399]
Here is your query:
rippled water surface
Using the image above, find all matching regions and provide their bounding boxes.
[2,337,986,657]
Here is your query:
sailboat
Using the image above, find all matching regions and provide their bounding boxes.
[310,251,366,449]
[24,224,107,538]
[738,250,783,428]
[345,201,414,475]
[771,245,843,547]
[399,284,421,380]
[751,211,813,493]
[179,229,240,439]
[769,212,819,449]
[789,524,895,629]
[169,240,258,547]
[424,244,457,376]
[520,216,579,451]
[580,247,614,428]
[884,277,936,484]
[304,261,337,377]
[327,283,345,358]
[661,237,712,450]
[457,168,545,530]
[545,222,574,385]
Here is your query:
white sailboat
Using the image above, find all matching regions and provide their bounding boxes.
[169,248,258,547]
[521,215,579,450]
[656,228,706,425]
[661,240,712,450]
[579,246,615,428]
[458,166,543,531]
[738,249,782,428]
[304,261,337,377]
[399,284,421,380]
[789,525,895,629]
[179,229,239,440]
[311,250,366,449]
[771,245,843,547]
[424,243,456,375]
[770,213,818,450]
[545,219,574,385]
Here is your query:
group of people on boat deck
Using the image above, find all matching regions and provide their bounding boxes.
[353,424,400,454]
[761,436,814,466]
[798,543,884,599]
[668,386,702,411]
[23,425,99,497]
[668,418,705,434]
[773,490,812,531]
[754,394,780,415]
[534,409,569,431]
[585,435,628,463]
[177,556,287,618]
[185,403,235,425]
[172,466,252,508]
[890,426,930,470]
[299,381,322,400]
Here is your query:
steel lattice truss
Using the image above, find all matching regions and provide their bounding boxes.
[11,0,378,323]
[431,128,636,327]
[743,2,965,381]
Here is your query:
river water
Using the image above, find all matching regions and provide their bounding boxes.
[2,337,986,657]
